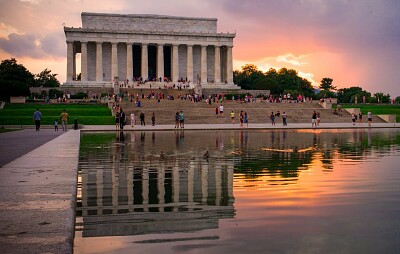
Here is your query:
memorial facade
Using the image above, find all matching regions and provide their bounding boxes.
[63,12,238,89]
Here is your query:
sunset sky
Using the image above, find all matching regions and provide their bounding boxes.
[0,0,399,96]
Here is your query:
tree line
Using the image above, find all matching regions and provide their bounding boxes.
[234,64,399,103]
[0,58,59,100]
[1,58,398,103]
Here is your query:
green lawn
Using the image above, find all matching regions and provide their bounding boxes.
[338,104,400,122]
[0,103,114,125]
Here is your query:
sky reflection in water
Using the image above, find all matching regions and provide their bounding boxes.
[75,129,400,254]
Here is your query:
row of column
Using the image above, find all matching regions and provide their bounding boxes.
[66,41,234,85]
[81,162,234,215]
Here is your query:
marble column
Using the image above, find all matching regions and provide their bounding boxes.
[141,43,148,81]
[186,45,193,84]
[227,46,234,84]
[96,168,103,214]
[157,44,164,81]
[126,43,133,83]
[66,41,74,82]
[201,162,209,204]
[111,43,118,82]
[172,165,180,211]
[112,167,119,214]
[214,46,221,83]
[73,52,76,81]
[96,42,103,82]
[127,167,134,212]
[142,166,149,212]
[172,44,179,82]
[201,45,207,84]
[81,42,88,82]
[157,163,165,212]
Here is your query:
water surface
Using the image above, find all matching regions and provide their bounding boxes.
[75,129,400,254]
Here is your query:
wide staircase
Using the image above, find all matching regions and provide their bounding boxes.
[116,98,385,125]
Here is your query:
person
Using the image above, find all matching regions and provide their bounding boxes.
[140,112,145,126]
[367,111,372,126]
[244,112,249,127]
[33,108,42,131]
[270,112,275,126]
[175,112,180,128]
[359,112,363,125]
[179,111,184,128]
[282,112,287,126]
[312,111,317,127]
[60,109,70,131]
[316,112,321,126]
[54,119,59,131]
[130,112,136,127]
[239,111,244,128]
[151,112,156,126]
[219,104,224,117]
[115,111,120,130]
[351,113,356,125]
[215,107,219,117]
[230,111,235,124]
[120,109,126,130]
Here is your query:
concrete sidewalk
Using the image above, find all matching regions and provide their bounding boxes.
[0,130,80,254]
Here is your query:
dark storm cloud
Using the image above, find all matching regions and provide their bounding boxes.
[214,0,400,48]
[0,33,43,58]
[0,32,65,59]
[40,32,65,58]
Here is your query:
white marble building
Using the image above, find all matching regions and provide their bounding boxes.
[63,12,238,89]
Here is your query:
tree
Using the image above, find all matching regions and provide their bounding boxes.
[34,68,60,87]
[374,92,390,103]
[319,78,336,91]
[0,58,33,100]
[336,86,373,103]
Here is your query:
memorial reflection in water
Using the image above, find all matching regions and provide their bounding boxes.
[76,129,400,252]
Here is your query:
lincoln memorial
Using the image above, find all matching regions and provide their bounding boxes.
[63,12,239,90]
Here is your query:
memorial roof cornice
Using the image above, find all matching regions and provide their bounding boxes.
[64,27,236,38]
[82,12,218,22]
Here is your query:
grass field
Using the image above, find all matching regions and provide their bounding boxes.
[338,104,400,122]
[0,103,114,125]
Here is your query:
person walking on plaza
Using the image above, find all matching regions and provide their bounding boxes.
[230,110,235,124]
[115,111,120,130]
[60,109,70,131]
[367,111,372,126]
[119,109,126,130]
[316,112,321,126]
[244,112,249,128]
[175,112,180,128]
[179,111,184,128]
[282,112,287,126]
[359,112,363,125]
[140,112,145,126]
[270,112,275,126]
[54,119,59,131]
[312,111,317,127]
[33,108,42,131]
[219,104,224,117]
[240,111,244,128]
[130,112,136,127]
[151,112,156,126]
[351,113,356,125]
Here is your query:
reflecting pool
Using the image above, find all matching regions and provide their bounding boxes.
[74,129,400,254]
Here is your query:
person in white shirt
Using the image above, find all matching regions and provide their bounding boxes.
[130,113,136,127]
[219,104,224,117]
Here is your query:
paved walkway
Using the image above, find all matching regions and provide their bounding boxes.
[0,129,64,167]
[0,123,398,253]
[0,130,80,254]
